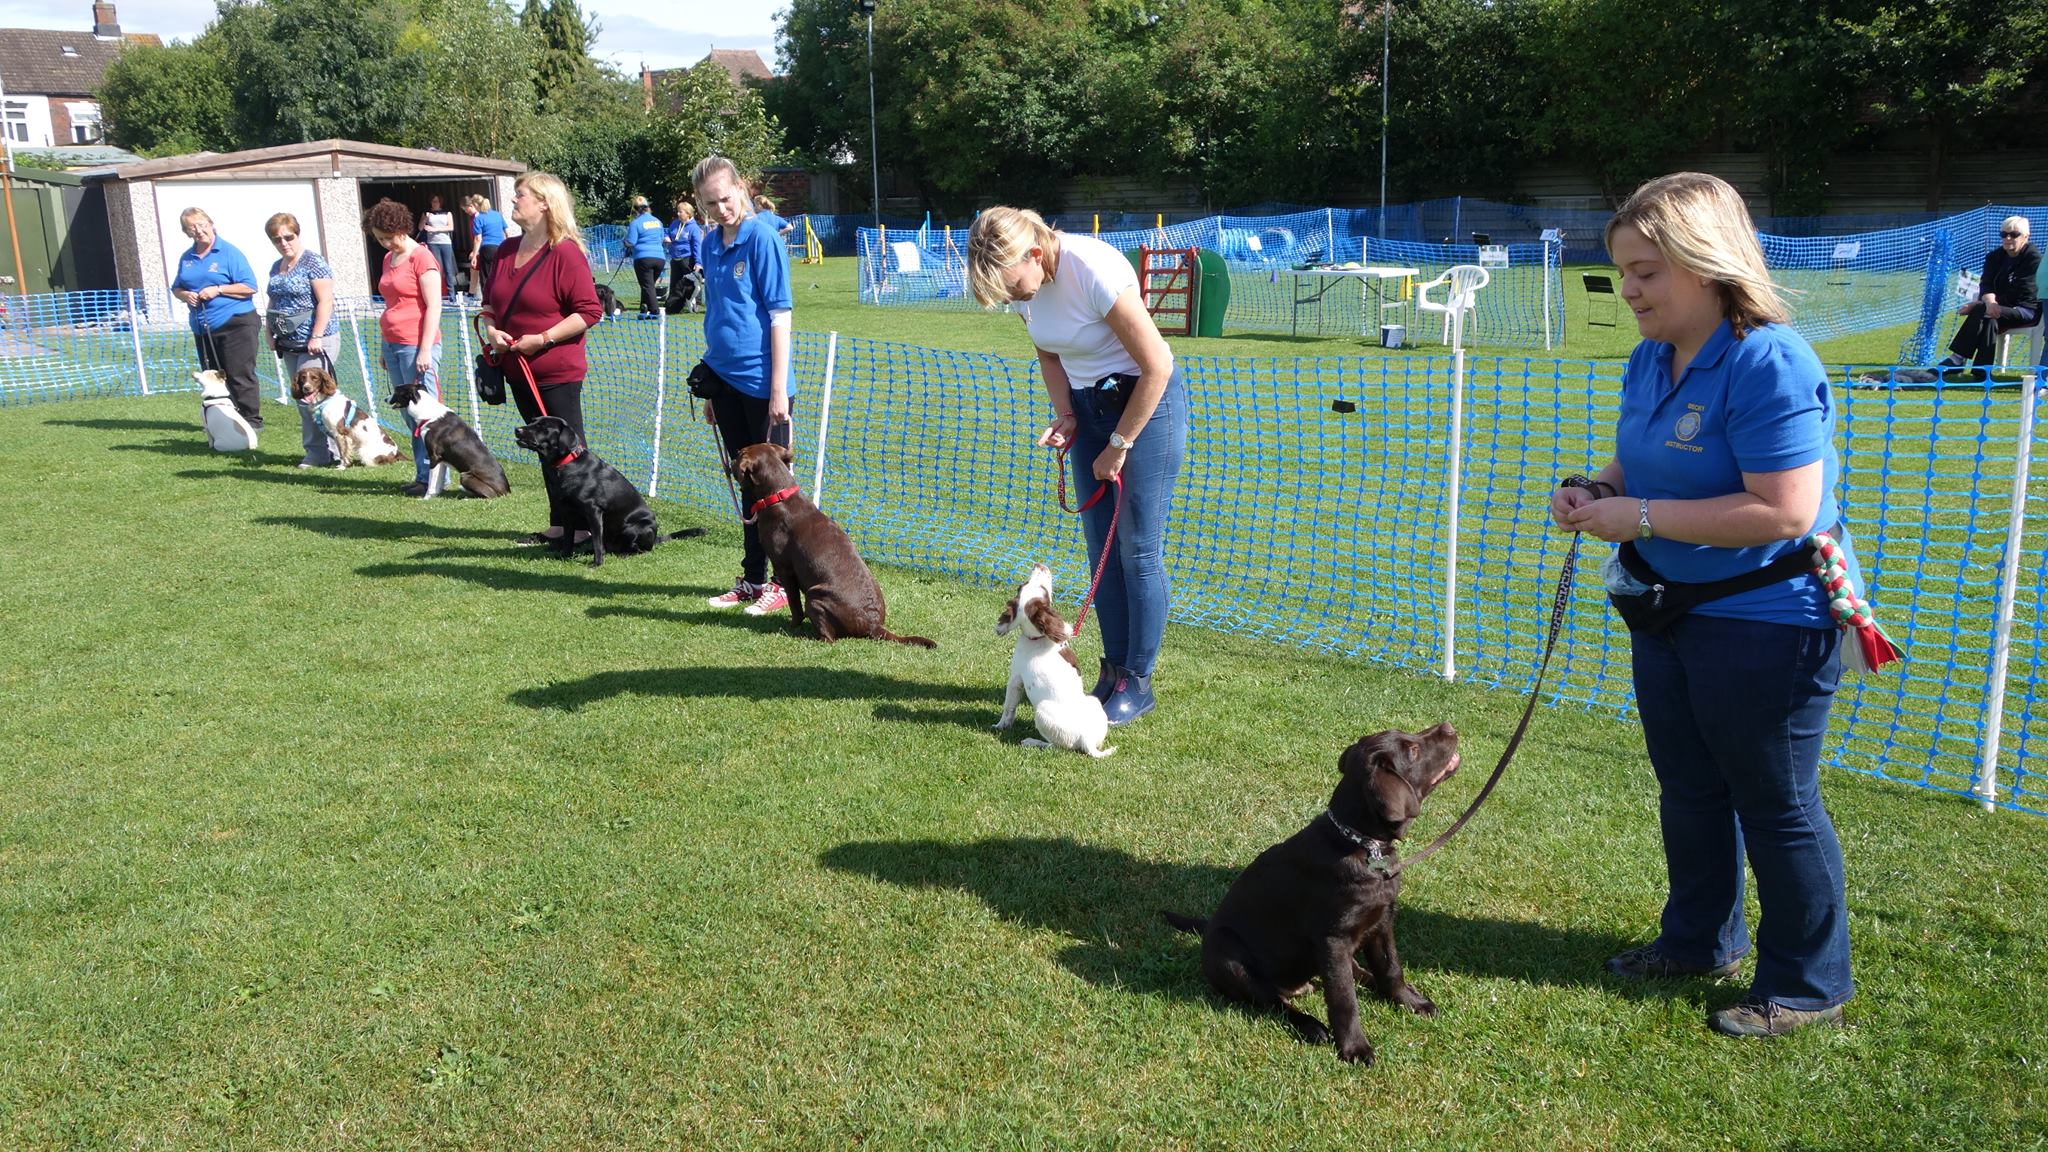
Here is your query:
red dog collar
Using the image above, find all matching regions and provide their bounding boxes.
[412,416,436,439]
[746,485,799,518]
[555,449,581,468]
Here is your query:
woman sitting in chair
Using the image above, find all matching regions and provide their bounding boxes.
[1937,216,2039,377]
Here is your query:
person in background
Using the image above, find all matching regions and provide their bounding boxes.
[695,156,795,616]
[365,198,444,496]
[964,206,1188,727]
[1935,215,2039,378]
[1549,171,1870,1038]
[476,172,604,548]
[421,194,457,302]
[626,194,668,320]
[467,194,509,305]
[262,212,341,466]
[170,206,263,431]
[666,199,704,314]
[753,194,792,248]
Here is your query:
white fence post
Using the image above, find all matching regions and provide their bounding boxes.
[127,288,149,396]
[649,307,667,498]
[1978,375,2038,811]
[346,306,378,419]
[1441,335,1467,683]
[811,332,839,509]
[454,297,479,425]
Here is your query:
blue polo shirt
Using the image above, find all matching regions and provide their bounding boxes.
[473,210,507,247]
[1616,320,1843,627]
[627,211,667,260]
[701,214,794,398]
[667,219,702,261]
[172,239,257,331]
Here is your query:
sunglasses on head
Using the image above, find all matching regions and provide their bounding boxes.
[2002,230,2026,238]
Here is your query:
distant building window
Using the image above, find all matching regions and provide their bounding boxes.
[2,101,28,144]
[61,45,81,57]
[68,102,101,144]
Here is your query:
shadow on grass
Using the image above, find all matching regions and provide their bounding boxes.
[44,417,193,432]
[821,836,1662,1004]
[509,663,983,712]
[175,465,396,494]
[356,559,677,599]
[256,514,517,543]
[111,436,240,459]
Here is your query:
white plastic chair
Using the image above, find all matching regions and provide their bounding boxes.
[2000,312,2043,368]
[1415,264,1490,346]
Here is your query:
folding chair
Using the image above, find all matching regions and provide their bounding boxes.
[1582,272,1618,327]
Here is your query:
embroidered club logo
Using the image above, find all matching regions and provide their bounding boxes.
[733,260,747,281]
[1675,411,1702,441]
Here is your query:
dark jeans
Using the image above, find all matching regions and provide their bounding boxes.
[668,257,699,311]
[194,310,263,428]
[710,383,793,586]
[475,244,501,299]
[1949,301,2042,364]
[1630,613,1853,1012]
[427,241,455,299]
[511,373,586,532]
[1067,368,1188,677]
[634,257,665,316]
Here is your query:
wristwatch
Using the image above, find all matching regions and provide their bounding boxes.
[1109,431,1135,451]
[1636,498,1654,540]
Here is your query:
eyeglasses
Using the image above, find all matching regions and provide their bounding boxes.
[2002,231,2026,238]
[271,233,297,244]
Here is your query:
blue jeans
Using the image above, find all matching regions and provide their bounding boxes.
[1630,613,1853,1011]
[427,241,455,300]
[1068,368,1188,678]
[380,340,439,485]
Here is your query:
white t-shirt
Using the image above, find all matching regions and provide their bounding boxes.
[422,211,455,242]
[1013,232,1168,385]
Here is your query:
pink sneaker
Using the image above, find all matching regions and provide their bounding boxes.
[744,581,789,616]
[706,579,758,609]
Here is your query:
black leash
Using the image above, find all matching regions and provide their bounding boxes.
[1389,532,1581,876]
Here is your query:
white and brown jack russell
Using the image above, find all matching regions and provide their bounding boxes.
[994,563,1116,758]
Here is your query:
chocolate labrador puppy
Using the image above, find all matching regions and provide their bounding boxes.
[1164,724,1461,1065]
[729,443,935,648]
[512,415,702,565]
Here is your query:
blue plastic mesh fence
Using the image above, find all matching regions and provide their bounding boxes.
[6,296,2045,816]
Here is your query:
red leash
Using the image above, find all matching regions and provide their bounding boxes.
[1056,444,1123,638]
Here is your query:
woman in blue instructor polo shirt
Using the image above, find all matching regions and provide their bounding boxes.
[1548,172,1885,1039]
[171,206,263,430]
[692,155,796,616]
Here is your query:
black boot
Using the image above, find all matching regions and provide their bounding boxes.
[1102,666,1155,727]
[1089,656,1116,701]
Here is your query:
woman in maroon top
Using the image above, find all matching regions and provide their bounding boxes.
[476,171,604,547]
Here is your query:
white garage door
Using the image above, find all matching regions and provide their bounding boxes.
[154,179,326,306]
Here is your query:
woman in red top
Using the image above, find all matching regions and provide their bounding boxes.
[365,198,443,495]
[476,172,604,547]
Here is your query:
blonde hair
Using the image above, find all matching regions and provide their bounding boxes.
[1606,173,1787,336]
[966,206,1058,309]
[2004,215,2032,238]
[178,207,213,233]
[755,193,777,212]
[515,172,584,249]
[692,156,750,209]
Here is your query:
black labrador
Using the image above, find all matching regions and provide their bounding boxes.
[1164,724,1461,1065]
[512,415,702,565]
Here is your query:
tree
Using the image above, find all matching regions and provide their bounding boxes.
[208,0,429,147]
[96,40,236,156]
[404,0,543,158]
[530,0,600,113]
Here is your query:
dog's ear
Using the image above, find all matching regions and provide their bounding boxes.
[776,444,793,466]
[317,372,337,397]
[1025,598,1070,644]
[995,596,1018,636]
[1336,733,1418,835]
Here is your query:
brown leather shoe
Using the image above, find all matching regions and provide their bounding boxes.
[1605,943,1741,980]
[1708,996,1846,1037]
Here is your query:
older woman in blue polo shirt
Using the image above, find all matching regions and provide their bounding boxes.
[171,206,263,430]
[1549,173,1870,1040]
[693,155,797,616]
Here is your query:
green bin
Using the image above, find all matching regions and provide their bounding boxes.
[1121,246,1231,337]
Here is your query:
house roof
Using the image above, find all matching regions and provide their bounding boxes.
[0,29,161,96]
[707,48,772,85]
[94,138,527,182]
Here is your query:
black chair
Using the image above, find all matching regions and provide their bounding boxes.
[1582,272,1618,327]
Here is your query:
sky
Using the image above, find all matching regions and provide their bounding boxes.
[0,0,784,73]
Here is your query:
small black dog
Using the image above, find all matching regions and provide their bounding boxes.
[592,284,623,322]
[387,381,510,499]
[511,415,701,565]
[1164,724,1461,1065]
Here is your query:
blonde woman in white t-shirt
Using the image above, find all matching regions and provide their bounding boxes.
[968,206,1189,727]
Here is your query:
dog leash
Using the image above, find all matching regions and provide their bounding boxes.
[1055,444,1123,638]
[1387,532,1582,876]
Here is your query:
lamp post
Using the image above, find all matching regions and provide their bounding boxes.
[857,0,880,230]
[1379,0,1390,240]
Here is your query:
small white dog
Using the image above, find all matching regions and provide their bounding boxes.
[994,563,1115,758]
[295,365,400,468]
[193,369,257,452]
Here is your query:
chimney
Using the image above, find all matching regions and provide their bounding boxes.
[641,65,654,112]
[92,2,120,38]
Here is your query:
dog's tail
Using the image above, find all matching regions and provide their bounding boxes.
[656,528,708,543]
[876,628,937,650]
[1161,910,1208,936]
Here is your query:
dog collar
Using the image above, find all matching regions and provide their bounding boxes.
[1322,809,1396,872]
[554,449,581,467]
[412,415,436,439]
[746,485,800,518]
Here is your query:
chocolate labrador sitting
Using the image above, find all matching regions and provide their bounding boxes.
[1164,724,1461,1065]
[729,443,935,648]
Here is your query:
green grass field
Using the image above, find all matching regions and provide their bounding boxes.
[4,378,2048,1148]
